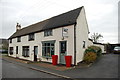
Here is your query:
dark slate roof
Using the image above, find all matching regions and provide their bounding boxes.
[88,38,93,42]
[93,42,105,45]
[9,7,83,39]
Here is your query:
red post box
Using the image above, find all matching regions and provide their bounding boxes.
[52,55,58,65]
[65,56,72,67]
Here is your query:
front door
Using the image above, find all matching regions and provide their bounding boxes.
[34,46,38,61]
[16,46,18,58]
[60,41,67,64]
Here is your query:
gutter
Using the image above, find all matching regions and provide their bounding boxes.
[74,23,77,66]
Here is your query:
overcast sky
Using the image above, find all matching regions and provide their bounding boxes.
[0,0,119,43]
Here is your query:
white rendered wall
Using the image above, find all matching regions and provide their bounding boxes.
[93,44,106,53]
[9,25,75,64]
[75,7,89,65]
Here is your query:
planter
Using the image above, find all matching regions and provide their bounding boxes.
[52,55,58,65]
[65,55,72,67]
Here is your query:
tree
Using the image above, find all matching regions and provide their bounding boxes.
[91,33,103,43]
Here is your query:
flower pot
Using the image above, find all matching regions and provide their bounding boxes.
[52,55,58,65]
[65,55,72,67]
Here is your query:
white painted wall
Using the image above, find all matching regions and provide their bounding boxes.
[8,7,91,65]
[75,7,89,65]
[9,25,75,64]
[87,39,106,53]
[93,44,106,53]
[88,40,93,47]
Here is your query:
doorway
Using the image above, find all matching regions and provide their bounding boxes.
[34,46,38,61]
[16,46,18,58]
[59,41,67,64]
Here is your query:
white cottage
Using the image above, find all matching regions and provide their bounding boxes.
[8,6,90,65]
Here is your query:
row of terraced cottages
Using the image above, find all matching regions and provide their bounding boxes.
[8,6,105,65]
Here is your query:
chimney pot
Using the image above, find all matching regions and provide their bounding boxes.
[16,23,21,31]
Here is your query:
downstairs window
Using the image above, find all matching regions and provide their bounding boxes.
[42,41,55,58]
[22,46,29,57]
[9,47,13,55]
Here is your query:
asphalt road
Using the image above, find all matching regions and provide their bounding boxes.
[1,53,119,79]
[62,54,119,78]
[2,59,59,78]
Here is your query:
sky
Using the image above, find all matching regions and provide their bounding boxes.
[0,0,119,44]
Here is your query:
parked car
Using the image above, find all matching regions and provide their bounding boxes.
[113,46,120,54]
[0,49,8,53]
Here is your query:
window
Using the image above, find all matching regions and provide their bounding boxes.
[17,36,21,42]
[44,29,53,37]
[83,41,86,48]
[9,47,13,55]
[10,39,12,43]
[16,46,18,54]
[22,46,29,57]
[42,41,55,58]
[29,33,34,41]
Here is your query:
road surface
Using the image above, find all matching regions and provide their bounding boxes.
[2,59,59,78]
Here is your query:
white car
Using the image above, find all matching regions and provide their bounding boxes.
[113,46,120,54]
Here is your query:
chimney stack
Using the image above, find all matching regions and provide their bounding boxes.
[16,23,21,31]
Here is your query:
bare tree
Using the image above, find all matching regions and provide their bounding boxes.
[91,33,103,43]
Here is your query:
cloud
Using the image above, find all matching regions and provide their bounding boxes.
[1,0,119,43]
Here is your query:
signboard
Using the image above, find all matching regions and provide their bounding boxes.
[62,28,68,37]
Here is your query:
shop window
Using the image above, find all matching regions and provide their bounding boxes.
[42,41,55,58]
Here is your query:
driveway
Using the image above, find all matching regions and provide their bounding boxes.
[62,54,119,78]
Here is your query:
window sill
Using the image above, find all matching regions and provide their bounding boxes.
[28,39,34,41]
[22,56,29,57]
[42,56,52,59]
[44,34,53,37]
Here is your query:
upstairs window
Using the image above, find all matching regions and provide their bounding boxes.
[83,41,86,48]
[17,36,21,42]
[44,29,53,37]
[29,33,34,41]
[10,39,12,43]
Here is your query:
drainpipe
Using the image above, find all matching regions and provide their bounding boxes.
[74,23,77,66]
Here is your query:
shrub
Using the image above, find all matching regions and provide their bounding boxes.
[83,52,97,64]
[83,45,102,64]
[84,48,96,54]
[88,46,102,57]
